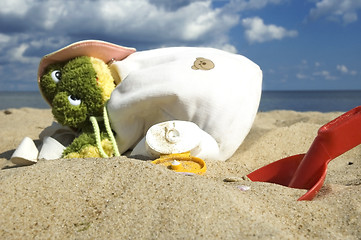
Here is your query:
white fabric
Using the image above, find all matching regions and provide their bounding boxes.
[107,47,262,161]
[38,122,77,160]
[10,137,39,165]
[11,122,77,165]
[39,122,77,146]
[38,136,66,160]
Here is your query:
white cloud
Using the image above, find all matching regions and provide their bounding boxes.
[0,0,291,54]
[309,0,361,24]
[242,17,298,43]
[336,64,348,73]
[11,43,39,64]
[98,0,241,46]
[0,0,242,51]
[244,0,284,9]
[0,0,31,16]
[296,73,308,79]
[337,64,357,75]
[42,2,68,30]
[218,43,238,53]
[1,0,259,91]
[313,70,337,80]
[0,33,11,45]
[222,0,285,12]
[296,62,357,83]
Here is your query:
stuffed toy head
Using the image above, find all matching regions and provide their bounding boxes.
[40,56,115,129]
[37,40,135,158]
[38,40,136,129]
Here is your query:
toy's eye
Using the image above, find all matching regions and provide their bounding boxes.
[68,95,81,106]
[51,70,62,83]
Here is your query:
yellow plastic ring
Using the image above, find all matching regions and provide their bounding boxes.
[152,154,206,175]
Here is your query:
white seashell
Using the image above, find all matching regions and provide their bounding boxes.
[145,120,202,157]
[237,185,251,191]
[38,136,65,160]
[10,137,38,165]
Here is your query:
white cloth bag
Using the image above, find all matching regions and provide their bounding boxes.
[107,47,262,161]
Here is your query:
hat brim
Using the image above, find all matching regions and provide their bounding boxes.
[38,40,136,104]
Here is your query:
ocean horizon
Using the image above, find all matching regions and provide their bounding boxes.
[0,90,360,112]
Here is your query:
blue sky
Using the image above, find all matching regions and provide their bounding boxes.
[0,0,360,91]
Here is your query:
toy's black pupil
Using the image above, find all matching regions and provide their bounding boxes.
[70,95,79,100]
[55,71,61,79]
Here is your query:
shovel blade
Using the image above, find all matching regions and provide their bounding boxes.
[247,106,361,200]
[247,154,305,187]
[247,153,329,201]
[297,165,327,201]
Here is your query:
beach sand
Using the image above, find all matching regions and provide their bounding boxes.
[0,108,360,239]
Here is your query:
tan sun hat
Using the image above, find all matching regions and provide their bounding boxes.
[37,40,136,104]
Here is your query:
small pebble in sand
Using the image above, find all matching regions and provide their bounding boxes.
[237,185,251,191]
[176,172,196,176]
[223,176,250,182]
[4,110,12,115]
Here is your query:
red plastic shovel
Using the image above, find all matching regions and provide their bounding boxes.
[247,106,361,201]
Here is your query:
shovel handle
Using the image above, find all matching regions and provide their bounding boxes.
[318,106,361,159]
[289,106,361,189]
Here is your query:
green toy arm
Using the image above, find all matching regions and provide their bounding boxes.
[103,105,120,156]
[89,106,120,158]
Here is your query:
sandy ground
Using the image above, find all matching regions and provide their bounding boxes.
[0,108,360,239]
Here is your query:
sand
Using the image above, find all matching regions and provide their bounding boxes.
[0,108,360,239]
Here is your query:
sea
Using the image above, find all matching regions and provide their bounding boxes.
[0,90,360,112]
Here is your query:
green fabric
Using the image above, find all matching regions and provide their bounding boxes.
[88,106,120,158]
[40,62,64,103]
[61,130,110,157]
[90,116,108,158]
[41,56,104,129]
[40,56,116,157]
[103,105,120,156]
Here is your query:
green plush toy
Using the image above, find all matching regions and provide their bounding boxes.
[39,56,120,158]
